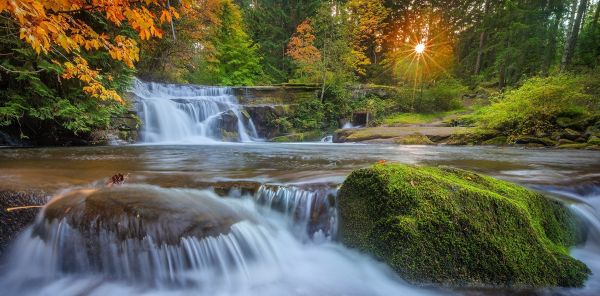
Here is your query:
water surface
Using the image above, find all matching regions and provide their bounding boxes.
[1,143,600,296]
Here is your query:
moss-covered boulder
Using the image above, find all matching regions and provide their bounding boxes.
[338,164,589,287]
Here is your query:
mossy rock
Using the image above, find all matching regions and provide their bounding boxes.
[394,133,434,145]
[588,136,600,146]
[270,130,323,142]
[558,139,575,145]
[562,128,582,141]
[338,164,589,287]
[557,143,590,150]
[514,136,556,147]
[482,136,508,145]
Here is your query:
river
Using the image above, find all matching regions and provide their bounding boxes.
[1,80,600,295]
[1,143,599,295]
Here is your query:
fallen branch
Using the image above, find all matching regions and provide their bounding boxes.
[5,205,44,212]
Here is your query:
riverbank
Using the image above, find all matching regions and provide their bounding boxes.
[331,125,600,150]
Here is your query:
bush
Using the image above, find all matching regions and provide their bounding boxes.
[467,74,599,136]
[414,78,466,112]
[290,99,325,131]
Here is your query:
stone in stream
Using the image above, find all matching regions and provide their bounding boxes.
[0,190,48,255]
[338,163,590,287]
[35,184,248,245]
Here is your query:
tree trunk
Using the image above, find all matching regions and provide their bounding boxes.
[167,0,177,41]
[561,0,589,71]
[566,0,579,36]
[592,2,600,31]
[474,0,491,75]
[543,14,561,76]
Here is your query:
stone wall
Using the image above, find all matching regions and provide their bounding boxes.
[233,84,320,106]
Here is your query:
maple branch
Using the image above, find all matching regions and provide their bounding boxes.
[49,0,147,15]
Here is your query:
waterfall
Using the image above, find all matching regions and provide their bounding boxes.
[252,185,338,240]
[0,184,434,296]
[133,79,259,143]
[538,183,600,295]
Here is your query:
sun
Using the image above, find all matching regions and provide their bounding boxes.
[415,43,426,54]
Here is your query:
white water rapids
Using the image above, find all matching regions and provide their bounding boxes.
[134,80,259,143]
[0,184,440,296]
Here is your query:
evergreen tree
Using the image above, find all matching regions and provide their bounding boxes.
[186,0,267,86]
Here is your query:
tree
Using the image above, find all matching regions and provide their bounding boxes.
[287,2,359,102]
[185,0,266,86]
[0,0,179,141]
[286,20,322,80]
[346,0,389,75]
[239,0,324,82]
[562,0,589,70]
[474,0,491,75]
[138,0,222,82]
[0,0,179,102]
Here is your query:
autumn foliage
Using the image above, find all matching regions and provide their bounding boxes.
[0,0,181,102]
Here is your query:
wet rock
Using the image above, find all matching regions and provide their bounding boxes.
[36,185,248,245]
[514,136,556,147]
[0,190,48,255]
[558,139,575,145]
[562,128,582,141]
[338,164,589,287]
[217,110,240,135]
[584,124,600,138]
[245,105,292,139]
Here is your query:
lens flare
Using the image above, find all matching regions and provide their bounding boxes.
[415,43,426,54]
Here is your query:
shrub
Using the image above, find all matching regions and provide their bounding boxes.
[414,78,466,112]
[467,74,599,136]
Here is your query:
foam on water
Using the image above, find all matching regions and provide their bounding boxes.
[134,79,259,144]
[0,185,439,296]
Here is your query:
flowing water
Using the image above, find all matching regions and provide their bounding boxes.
[134,80,259,143]
[1,78,599,296]
[1,144,600,295]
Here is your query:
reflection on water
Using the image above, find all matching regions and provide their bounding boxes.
[1,143,599,191]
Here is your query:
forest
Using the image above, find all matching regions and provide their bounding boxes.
[0,0,599,146]
[2,2,600,295]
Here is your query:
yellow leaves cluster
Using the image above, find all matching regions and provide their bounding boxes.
[0,0,183,103]
[62,57,122,102]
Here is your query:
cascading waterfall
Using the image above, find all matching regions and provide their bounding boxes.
[252,185,338,240]
[540,184,600,295]
[134,79,259,143]
[0,184,435,296]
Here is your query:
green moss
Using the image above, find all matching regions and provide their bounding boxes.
[270,130,323,142]
[588,136,600,145]
[394,133,434,145]
[338,163,589,287]
[482,136,508,145]
[513,136,557,146]
[383,111,460,126]
[557,143,591,150]
[221,131,240,142]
